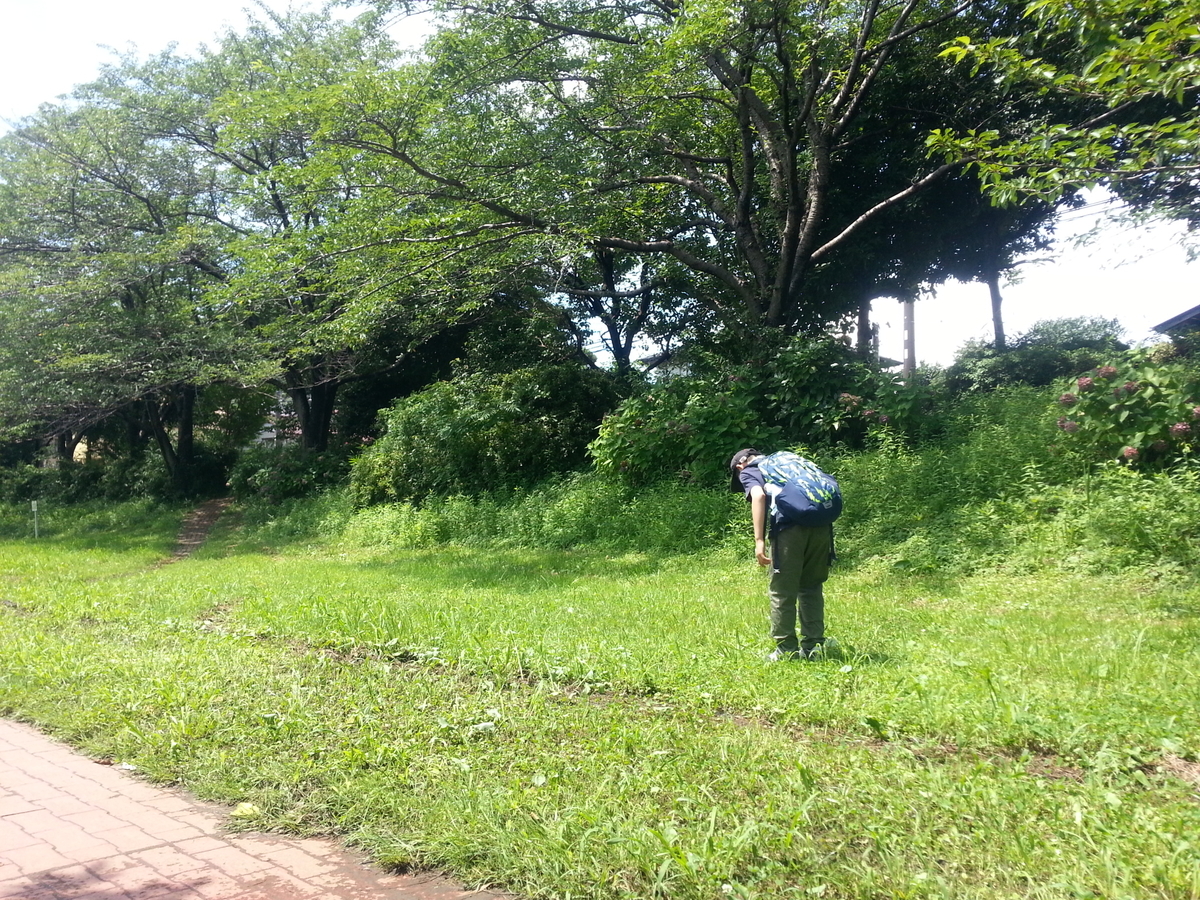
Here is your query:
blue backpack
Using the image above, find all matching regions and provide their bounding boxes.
[757,451,843,528]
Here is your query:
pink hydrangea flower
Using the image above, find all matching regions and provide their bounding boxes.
[1171,422,1191,438]
[1122,446,1139,461]
[1076,376,1095,392]
[1095,366,1118,379]
[1057,417,1080,433]
[1121,381,1140,394]
[1059,393,1078,405]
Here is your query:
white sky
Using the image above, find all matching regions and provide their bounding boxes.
[878,206,1195,367]
[871,204,1197,367]
[2,0,1196,367]
[0,1,305,122]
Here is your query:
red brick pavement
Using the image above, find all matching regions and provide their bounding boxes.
[0,720,507,900]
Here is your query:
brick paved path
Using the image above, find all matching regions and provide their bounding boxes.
[0,719,504,900]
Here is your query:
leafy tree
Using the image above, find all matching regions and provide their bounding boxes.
[136,9,410,452]
[928,195,1059,350]
[0,86,252,492]
[821,174,1062,354]
[552,250,711,375]
[931,0,1200,223]
[298,0,1064,347]
[333,284,594,441]
[0,9,463,463]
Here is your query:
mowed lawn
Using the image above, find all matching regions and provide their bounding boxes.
[1,509,1199,900]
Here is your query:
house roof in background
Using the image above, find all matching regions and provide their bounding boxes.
[1152,303,1200,334]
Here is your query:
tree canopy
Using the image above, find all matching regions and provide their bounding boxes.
[931,0,1200,226]
[2,0,1190,493]
[297,0,1075,339]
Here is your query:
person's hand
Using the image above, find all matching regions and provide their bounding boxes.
[755,540,770,567]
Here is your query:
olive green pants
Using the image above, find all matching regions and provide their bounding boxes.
[769,524,832,653]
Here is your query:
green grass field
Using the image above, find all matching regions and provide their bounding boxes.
[1,500,1199,899]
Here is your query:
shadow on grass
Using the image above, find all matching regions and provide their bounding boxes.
[1153,586,1200,620]
[350,546,668,590]
[838,566,967,600]
[835,645,896,668]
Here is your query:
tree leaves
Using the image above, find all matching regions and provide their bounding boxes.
[935,0,1200,218]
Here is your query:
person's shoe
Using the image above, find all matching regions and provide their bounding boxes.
[767,648,802,662]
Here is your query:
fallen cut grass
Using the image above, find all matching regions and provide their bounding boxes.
[1,504,1199,899]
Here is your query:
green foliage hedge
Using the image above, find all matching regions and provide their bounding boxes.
[941,316,1127,394]
[0,445,231,504]
[589,337,930,487]
[228,445,351,503]
[350,365,620,504]
[303,382,1200,579]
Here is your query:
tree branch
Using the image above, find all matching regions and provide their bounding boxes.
[810,160,966,262]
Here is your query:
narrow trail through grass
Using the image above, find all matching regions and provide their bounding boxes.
[162,496,233,562]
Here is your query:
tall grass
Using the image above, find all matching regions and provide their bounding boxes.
[227,386,1200,582]
[232,475,745,557]
[831,387,1200,577]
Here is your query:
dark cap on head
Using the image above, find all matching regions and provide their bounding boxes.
[728,448,760,492]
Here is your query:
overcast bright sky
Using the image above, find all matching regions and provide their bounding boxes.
[2,0,1196,367]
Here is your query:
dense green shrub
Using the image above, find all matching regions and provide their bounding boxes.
[350,364,620,504]
[589,370,781,487]
[0,462,104,504]
[1053,347,1200,468]
[1,456,160,504]
[229,445,351,503]
[589,337,927,487]
[0,439,38,468]
[763,338,881,441]
[942,316,1127,395]
[822,385,1199,576]
[0,438,234,503]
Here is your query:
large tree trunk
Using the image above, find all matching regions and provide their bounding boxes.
[986,270,1006,351]
[145,385,197,495]
[54,432,82,462]
[857,300,874,358]
[287,379,340,452]
[146,400,180,490]
[176,384,196,472]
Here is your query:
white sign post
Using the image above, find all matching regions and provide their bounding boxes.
[31,500,38,538]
